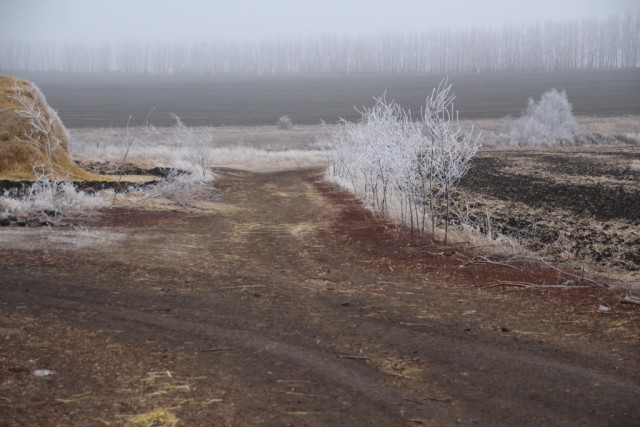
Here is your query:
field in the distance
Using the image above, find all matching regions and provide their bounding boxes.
[11,69,640,127]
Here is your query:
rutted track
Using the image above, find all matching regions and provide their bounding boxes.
[1,168,639,426]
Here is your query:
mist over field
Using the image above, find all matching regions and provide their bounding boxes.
[1,0,639,75]
[2,0,636,41]
[2,13,639,74]
[10,70,640,128]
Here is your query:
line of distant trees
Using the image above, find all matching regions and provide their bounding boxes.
[1,13,638,74]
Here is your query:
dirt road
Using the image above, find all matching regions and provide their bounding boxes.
[1,168,639,426]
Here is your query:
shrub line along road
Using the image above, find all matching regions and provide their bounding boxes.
[1,168,639,425]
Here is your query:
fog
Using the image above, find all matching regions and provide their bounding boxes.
[1,0,638,42]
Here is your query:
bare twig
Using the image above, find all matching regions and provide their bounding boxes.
[338,355,370,360]
[620,295,640,305]
[468,256,521,270]
[481,281,537,289]
[481,281,593,289]
[55,391,92,404]
[286,392,326,398]
[112,107,157,205]
[539,258,608,288]
[199,347,233,353]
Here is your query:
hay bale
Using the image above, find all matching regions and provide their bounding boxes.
[0,75,104,181]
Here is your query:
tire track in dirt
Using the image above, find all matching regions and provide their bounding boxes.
[1,168,639,426]
[3,279,639,426]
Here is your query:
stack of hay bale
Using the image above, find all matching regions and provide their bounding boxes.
[0,75,98,181]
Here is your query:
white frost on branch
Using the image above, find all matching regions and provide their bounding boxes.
[328,79,480,243]
[502,88,580,145]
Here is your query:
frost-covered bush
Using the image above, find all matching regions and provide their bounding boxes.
[0,181,111,222]
[167,113,214,181]
[277,115,293,130]
[144,171,212,205]
[330,96,424,221]
[503,89,580,145]
[137,114,215,205]
[328,80,480,242]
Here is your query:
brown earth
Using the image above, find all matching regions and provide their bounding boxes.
[458,146,640,280]
[1,168,639,426]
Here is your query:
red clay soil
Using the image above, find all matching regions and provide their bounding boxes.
[1,168,639,426]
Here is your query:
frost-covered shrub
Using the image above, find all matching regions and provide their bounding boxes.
[503,89,580,145]
[168,113,214,181]
[0,181,111,221]
[136,114,215,205]
[328,80,480,242]
[144,171,212,205]
[277,115,293,130]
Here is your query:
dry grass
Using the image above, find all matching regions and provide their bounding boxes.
[577,115,640,135]
[127,408,178,426]
[70,124,330,151]
[0,75,108,181]
[459,115,640,148]
[459,115,640,135]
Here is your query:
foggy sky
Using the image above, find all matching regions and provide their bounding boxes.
[1,0,638,42]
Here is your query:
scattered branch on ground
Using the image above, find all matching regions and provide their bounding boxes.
[199,347,233,353]
[620,295,640,305]
[338,355,370,360]
[481,281,593,289]
[539,258,609,288]
[466,255,522,270]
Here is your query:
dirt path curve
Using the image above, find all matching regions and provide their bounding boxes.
[1,168,639,426]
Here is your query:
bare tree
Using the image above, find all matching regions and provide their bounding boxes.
[328,80,479,243]
[2,13,636,74]
[422,79,480,243]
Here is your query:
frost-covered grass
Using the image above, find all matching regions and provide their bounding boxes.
[69,124,332,172]
[6,116,327,221]
[1,121,332,221]
[0,181,112,222]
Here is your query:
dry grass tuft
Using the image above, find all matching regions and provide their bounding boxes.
[127,408,179,426]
